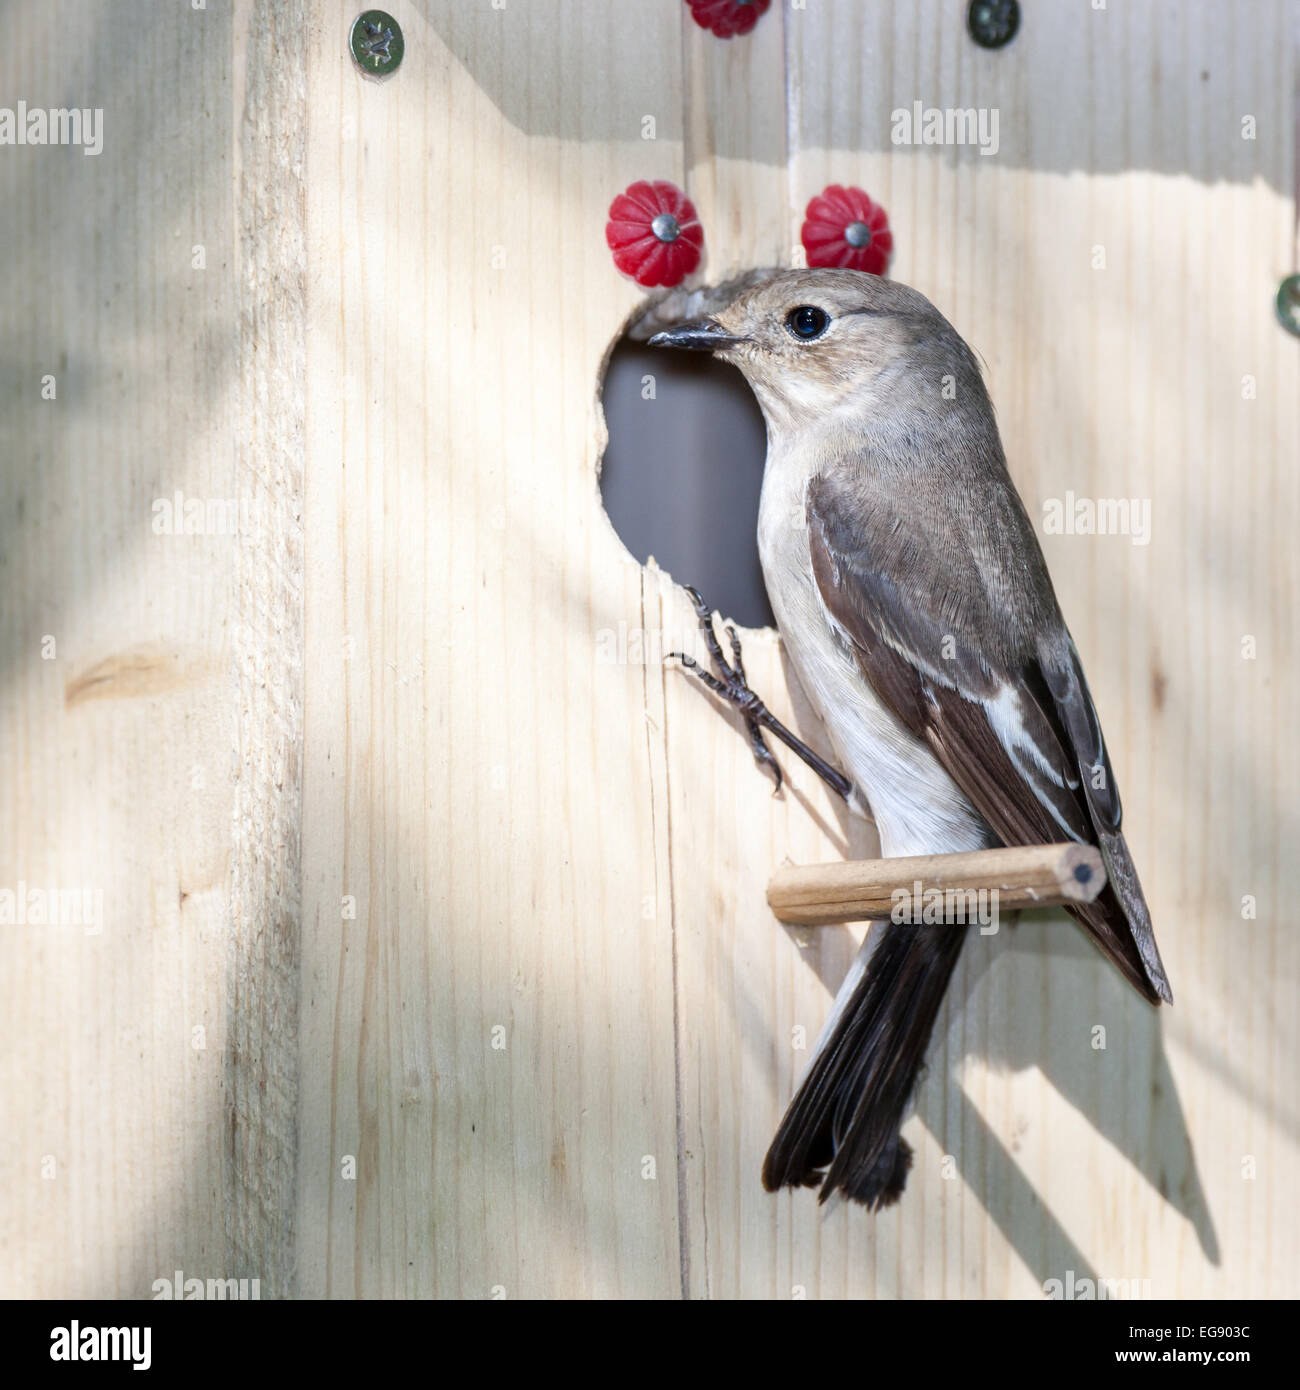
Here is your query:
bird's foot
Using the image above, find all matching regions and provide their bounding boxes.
[668,585,852,802]
[669,585,784,790]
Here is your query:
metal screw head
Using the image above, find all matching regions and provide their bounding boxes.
[350,10,404,78]
[1276,275,1300,339]
[651,213,681,244]
[968,0,1020,50]
[843,220,872,248]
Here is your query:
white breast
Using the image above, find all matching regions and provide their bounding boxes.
[756,448,991,858]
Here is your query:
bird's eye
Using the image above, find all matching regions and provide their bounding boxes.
[786,305,830,340]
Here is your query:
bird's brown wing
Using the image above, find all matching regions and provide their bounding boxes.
[806,474,1172,1005]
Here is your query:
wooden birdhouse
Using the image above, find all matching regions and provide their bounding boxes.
[1,0,1297,1306]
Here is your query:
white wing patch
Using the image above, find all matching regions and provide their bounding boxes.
[981,682,1081,840]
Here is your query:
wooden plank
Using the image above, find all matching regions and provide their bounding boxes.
[767,0,1299,1298]
[0,1,241,1296]
[295,0,685,1298]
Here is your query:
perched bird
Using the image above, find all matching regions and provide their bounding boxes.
[646,269,1172,1209]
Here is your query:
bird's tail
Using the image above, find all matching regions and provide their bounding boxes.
[761,921,967,1208]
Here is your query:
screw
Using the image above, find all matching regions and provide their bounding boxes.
[968,0,1020,50]
[1276,275,1300,339]
[651,213,681,243]
[350,10,404,78]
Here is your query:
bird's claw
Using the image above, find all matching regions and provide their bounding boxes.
[669,590,784,792]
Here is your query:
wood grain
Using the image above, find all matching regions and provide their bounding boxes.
[0,0,240,1297]
[0,0,1295,1301]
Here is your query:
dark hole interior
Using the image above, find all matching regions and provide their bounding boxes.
[599,338,775,630]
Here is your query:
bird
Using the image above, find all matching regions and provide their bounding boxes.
[645,268,1172,1209]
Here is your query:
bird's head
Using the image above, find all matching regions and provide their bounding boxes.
[648,268,978,436]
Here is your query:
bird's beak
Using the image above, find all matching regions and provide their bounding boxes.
[648,317,747,352]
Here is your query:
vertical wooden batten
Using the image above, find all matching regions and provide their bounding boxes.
[229,0,308,1299]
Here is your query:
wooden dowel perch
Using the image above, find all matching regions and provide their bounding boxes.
[767,842,1106,927]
